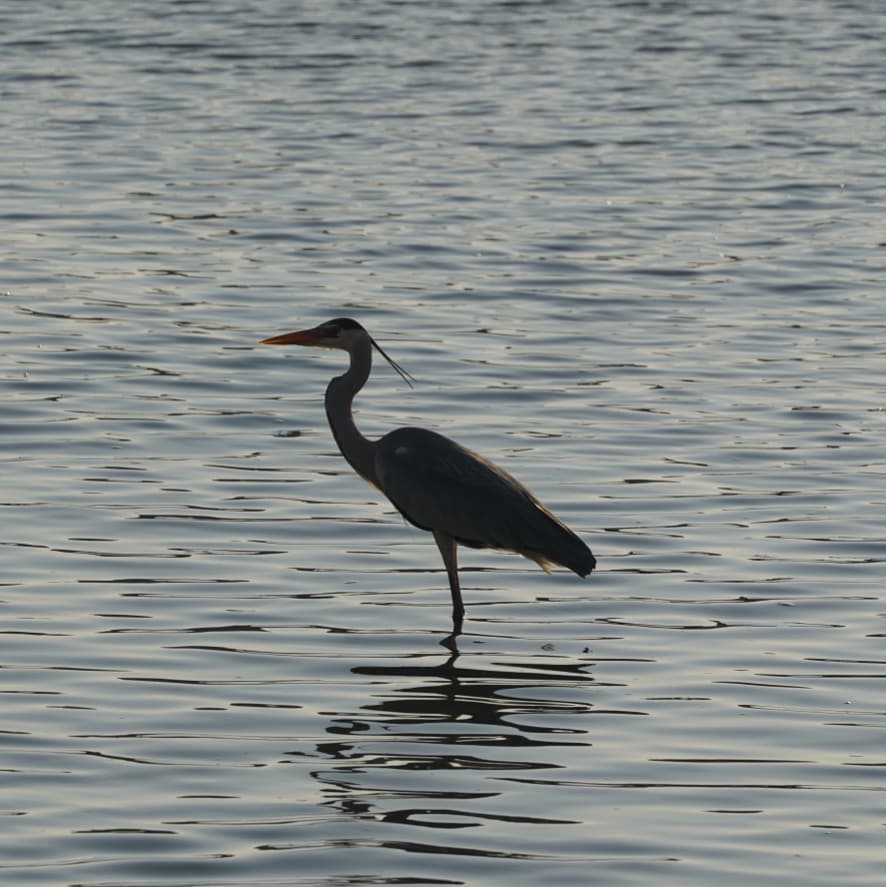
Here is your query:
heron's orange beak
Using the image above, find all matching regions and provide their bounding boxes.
[260,327,322,346]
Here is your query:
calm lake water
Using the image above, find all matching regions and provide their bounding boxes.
[3,1,886,885]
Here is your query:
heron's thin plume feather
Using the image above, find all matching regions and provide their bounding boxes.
[369,335,416,388]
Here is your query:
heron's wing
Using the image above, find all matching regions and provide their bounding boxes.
[375,427,593,575]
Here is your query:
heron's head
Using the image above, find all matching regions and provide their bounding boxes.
[260,317,366,350]
[260,317,415,387]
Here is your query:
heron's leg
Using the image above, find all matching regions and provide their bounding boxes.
[432,530,464,632]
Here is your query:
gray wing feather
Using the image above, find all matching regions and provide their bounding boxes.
[375,427,593,575]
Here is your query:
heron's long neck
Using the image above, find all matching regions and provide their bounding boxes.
[324,339,379,488]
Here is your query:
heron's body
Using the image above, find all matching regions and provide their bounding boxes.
[261,318,595,633]
[376,426,592,576]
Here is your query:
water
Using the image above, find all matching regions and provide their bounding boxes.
[3,1,886,884]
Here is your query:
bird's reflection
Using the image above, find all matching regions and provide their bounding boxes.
[351,643,596,737]
[292,643,604,848]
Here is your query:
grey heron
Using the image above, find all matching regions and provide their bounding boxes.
[261,318,595,633]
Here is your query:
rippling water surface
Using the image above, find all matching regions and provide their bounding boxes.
[3,2,886,885]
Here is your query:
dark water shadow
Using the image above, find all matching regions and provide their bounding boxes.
[270,643,648,863]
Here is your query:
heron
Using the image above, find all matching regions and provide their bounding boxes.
[261,318,595,633]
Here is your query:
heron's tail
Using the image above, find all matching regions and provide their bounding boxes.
[519,514,595,578]
[560,535,596,577]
